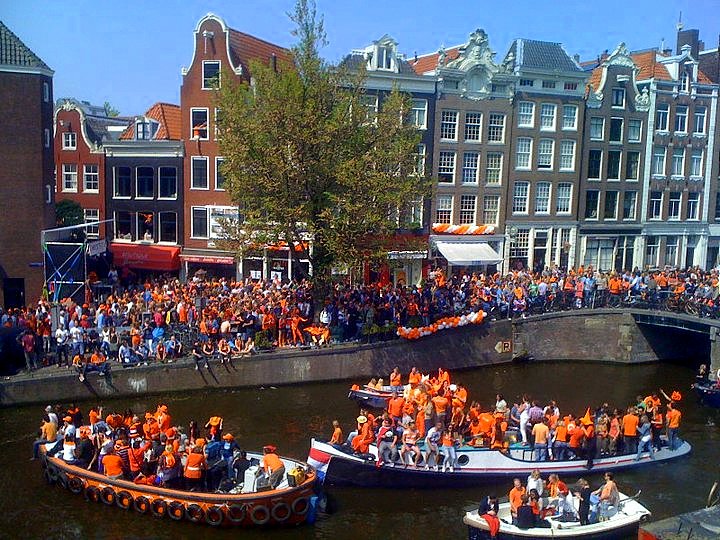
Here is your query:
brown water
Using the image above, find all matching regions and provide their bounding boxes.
[1,360,718,539]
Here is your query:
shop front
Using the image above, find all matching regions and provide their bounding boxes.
[430,224,503,276]
[109,243,181,274]
[180,252,237,281]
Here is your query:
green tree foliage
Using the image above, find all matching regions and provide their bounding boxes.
[216,0,429,286]
[103,101,120,117]
[55,199,84,227]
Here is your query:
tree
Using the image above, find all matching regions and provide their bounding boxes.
[104,101,120,117]
[55,199,84,227]
[217,0,429,294]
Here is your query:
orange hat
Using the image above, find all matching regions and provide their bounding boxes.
[63,416,72,422]
[222,433,234,441]
[671,391,682,402]
[208,416,222,426]
[195,438,206,447]
[580,407,593,426]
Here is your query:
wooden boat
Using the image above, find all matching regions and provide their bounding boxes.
[307,438,691,488]
[39,446,318,528]
[464,491,651,540]
[347,384,394,409]
[692,381,720,408]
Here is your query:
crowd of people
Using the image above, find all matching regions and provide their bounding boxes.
[333,368,684,469]
[3,263,720,375]
[33,403,287,492]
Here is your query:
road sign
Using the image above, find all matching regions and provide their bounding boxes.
[495,341,512,353]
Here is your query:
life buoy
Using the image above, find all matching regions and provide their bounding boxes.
[225,504,246,524]
[250,504,270,525]
[85,485,101,503]
[101,486,116,506]
[291,496,310,516]
[205,505,224,526]
[116,490,133,510]
[68,476,85,494]
[151,498,167,518]
[271,502,291,523]
[168,501,185,521]
[134,496,150,514]
[186,504,204,523]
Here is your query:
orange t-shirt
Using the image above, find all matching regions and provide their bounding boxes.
[387,397,405,418]
[432,395,449,414]
[622,414,639,436]
[509,486,526,513]
[666,409,681,429]
[103,454,124,477]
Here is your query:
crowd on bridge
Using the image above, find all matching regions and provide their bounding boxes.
[3,263,720,374]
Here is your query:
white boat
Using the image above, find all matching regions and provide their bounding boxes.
[463,491,651,539]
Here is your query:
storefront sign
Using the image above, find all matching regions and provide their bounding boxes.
[86,238,108,257]
[181,255,235,265]
[110,243,180,271]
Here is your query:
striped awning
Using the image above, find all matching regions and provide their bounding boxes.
[432,223,496,235]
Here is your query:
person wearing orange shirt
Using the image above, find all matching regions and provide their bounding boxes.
[387,391,405,424]
[389,367,402,392]
[102,449,125,480]
[408,366,421,388]
[621,407,639,454]
[509,478,526,521]
[665,403,682,451]
[329,420,343,448]
[184,445,207,491]
[431,393,450,427]
[351,415,374,454]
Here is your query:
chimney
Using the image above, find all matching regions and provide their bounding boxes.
[677,28,700,58]
[414,51,418,63]
[573,53,580,63]
[271,53,277,73]
[600,49,609,62]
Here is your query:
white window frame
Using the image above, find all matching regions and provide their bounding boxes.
[83,164,99,192]
[215,156,226,191]
[611,87,626,108]
[590,117,604,140]
[158,211,178,244]
[483,195,500,225]
[487,113,505,143]
[83,209,99,239]
[537,139,554,170]
[562,105,577,130]
[214,107,222,140]
[411,99,427,129]
[693,107,707,135]
[461,152,479,184]
[687,192,700,220]
[604,190,619,220]
[651,147,666,177]
[674,106,688,133]
[62,132,77,150]
[113,210,134,241]
[625,151,640,181]
[588,149,602,180]
[202,60,221,90]
[62,164,77,192]
[515,138,532,170]
[435,195,453,224]
[191,206,209,239]
[628,119,642,142]
[464,112,482,142]
[668,192,681,220]
[656,106,669,132]
[43,81,50,102]
[135,166,154,200]
[535,182,551,215]
[440,110,458,141]
[585,190,599,220]
[607,150,622,180]
[649,191,663,220]
[113,166,132,199]
[191,156,210,190]
[158,166,178,200]
[671,148,685,178]
[459,194,477,224]
[517,102,535,128]
[623,191,637,220]
[690,150,703,178]
[512,181,530,214]
[539,103,556,131]
[438,151,456,183]
[485,152,502,185]
[559,140,575,172]
[360,95,378,125]
[412,144,426,176]
[190,107,210,140]
[556,183,572,215]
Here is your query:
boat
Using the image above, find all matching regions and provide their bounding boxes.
[39,446,319,528]
[307,438,691,488]
[692,380,720,408]
[347,384,394,409]
[463,491,651,540]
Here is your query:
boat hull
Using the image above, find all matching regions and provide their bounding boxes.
[347,389,392,409]
[466,522,642,540]
[40,450,318,528]
[692,382,720,408]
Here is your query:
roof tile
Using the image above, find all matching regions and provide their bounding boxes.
[120,102,181,141]
[228,29,292,76]
[408,46,461,75]
[0,20,51,71]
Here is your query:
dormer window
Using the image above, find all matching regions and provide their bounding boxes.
[376,46,393,70]
[202,61,221,89]
[680,71,690,93]
[135,120,158,141]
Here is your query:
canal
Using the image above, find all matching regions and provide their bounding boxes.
[1,360,718,539]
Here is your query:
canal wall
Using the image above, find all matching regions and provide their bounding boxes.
[0,311,705,406]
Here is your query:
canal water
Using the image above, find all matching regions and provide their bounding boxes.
[1,360,718,539]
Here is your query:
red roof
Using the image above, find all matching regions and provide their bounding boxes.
[408,46,461,75]
[120,103,181,141]
[228,29,292,77]
[631,50,672,82]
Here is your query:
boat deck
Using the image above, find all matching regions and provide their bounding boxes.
[639,505,720,539]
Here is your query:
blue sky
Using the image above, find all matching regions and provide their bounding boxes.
[4,0,719,115]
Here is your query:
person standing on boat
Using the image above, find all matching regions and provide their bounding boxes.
[573,478,592,525]
[260,445,285,489]
[552,419,568,461]
[440,424,458,472]
[665,402,682,451]
[220,433,241,479]
[635,414,654,461]
[531,419,550,461]
[509,478,526,524]
[593,472,619,520]
[389,367,402,393]
[526,469,545,503]
[387,391,405,426]
[351,415,374,454]
[431,391,450,428]
[546,474,572,516]
[518,396,530,445]
[424,422,442,470]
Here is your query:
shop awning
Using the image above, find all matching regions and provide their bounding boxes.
[110,243,180,271]
[435,241,502,266]
[180,254,235,265]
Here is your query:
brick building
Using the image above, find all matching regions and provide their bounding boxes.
[0,22,55,308]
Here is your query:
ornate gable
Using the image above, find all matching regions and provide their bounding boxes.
[439,29,502,98]
[588,42,649,111]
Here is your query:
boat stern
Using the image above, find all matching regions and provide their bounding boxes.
[307,439,332,483]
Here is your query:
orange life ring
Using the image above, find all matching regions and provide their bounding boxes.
[116,490,133,510]
[250,504,270,525]
[151,498,167,518]
[271,501,291,523]
[291,496,310,516]
[134,495,150,514]
[205,505,224,526]
[186,503,204,523]
[168,501,185,521]
[226,504,246,524]
[68,476,85,494]
[101,486,116,506]
[85,485,101,503]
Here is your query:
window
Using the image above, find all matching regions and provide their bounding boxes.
[459,113,482,144]
[656,106,669,131]
[360,95,378,124]
[519,79,533,87]
[459,195,476,224]
[646,236,659,266]
[135,120,154,140]
[674,106,688,133]
[611,87,625,107]
[585,190,599,219]
[556,183,572,214]
[535,182,551,214]
[114,166,131,197]
[438,151,456,183]
[191,108,209,139]
[540,104,556,131]
[191,156,209,189]
[680,71,690,92]
[83,164,99,191]
[690,150,703,177]
[62,164,77,192]
[604,191,618,219]
[440,110,458,140]
[83,209,99,238]
[214,107,222,140]
[411,99,427,129]
[462,152,479,184]
[537,139,554,170]
[202,61,221,89]
[62,132,76,150]
[376,46,393,70]
[159,167,177,199]
[44,128,50,148]
[665,236,679,266]
[510,229,529,261]
[668,192,681,220]
[564,82,578,91]
[485,152,502,184]
[191,207,209,238]
[687,192,700,220]
[625,151,640,180]
[694,107,706,135]
[115,211,132,240]
[588,150,602,179]
[43,81,49,102]
[649,191,663,219]
[609,118,623,142]
[215,157,226,190]
[517,102,534,128]
[159,212,178,243]
[590,117,604,140]
[512,182,529,213]
[483,196,500,225]
[137,212,154,241]
[487,113,505,142]
[413,144,426,176]
[542,80,556,89]
[515,138,532,170]
[671,148,685,177]
[622,191,637,220]
[559,140,575,171]
[628,119,642,142]
[607,151,621,180]
[136,167,154,198]
[651,146,666,176]
[435,195,452,224]
[562,105,577,130]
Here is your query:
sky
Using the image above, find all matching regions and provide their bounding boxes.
[3,0,720,115]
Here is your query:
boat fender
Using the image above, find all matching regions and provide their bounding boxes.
[116,490,133,510]
[186,504,204,523]
[225,504,246,524]
[68,476,85,494]
[151,498,167,518]
[85,485,101,503]
[291,496,310,516]
[249,504,270,525]
[205,505,224,526]
[168,501,185,521]
[101,486,116,506]
[271,501,291,523]
[134,496,150,514]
